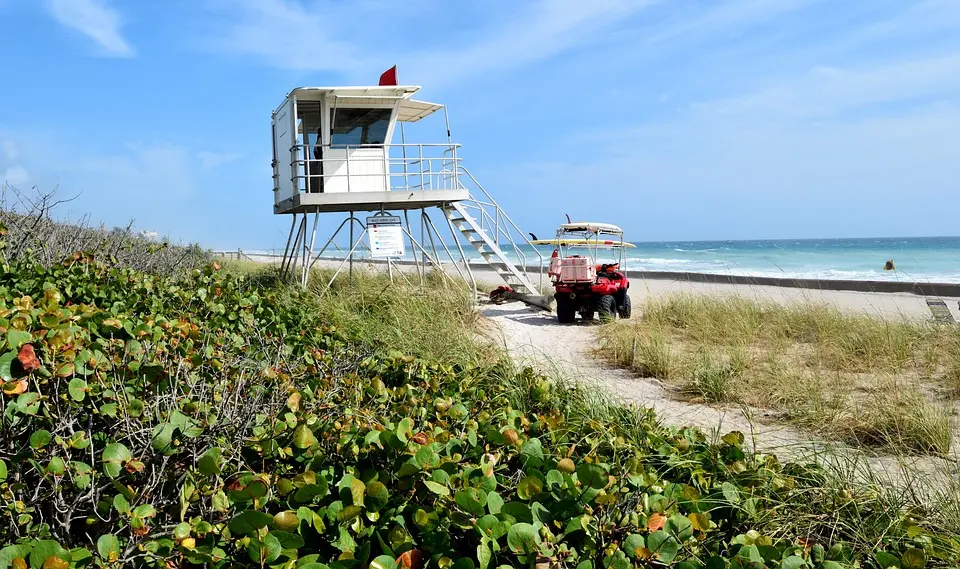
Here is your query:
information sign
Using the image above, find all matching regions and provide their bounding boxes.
[366,215,405,259]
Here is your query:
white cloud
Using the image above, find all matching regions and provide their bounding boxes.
[45,0,134,57]
[700,52,960,119]
[198,0,656,86]
[2,141,19,162]
[401,0,657,86]
[198,151,244,170]
[198,0,361,71]
[3,166,31,186]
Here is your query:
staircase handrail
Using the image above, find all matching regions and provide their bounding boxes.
[457,166,544,290]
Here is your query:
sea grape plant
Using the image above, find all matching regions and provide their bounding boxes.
[0,247,957,568]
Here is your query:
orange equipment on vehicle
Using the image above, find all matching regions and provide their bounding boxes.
[548,249,562,280]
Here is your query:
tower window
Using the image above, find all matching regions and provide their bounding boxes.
[330,108,391,147]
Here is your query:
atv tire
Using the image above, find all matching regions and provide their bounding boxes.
[618,293,632,319]
[556,295,576,324]
[598,294,617,323]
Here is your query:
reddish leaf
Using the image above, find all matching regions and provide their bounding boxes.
[647,513,666,532]
[17,344,41,373]
[397,549,424,569]
[412,432,428,445]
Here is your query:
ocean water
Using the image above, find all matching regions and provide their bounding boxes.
[503,237,960,284]
[249,236,960,284]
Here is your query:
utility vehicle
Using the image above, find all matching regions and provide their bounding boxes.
[532,222,634,324]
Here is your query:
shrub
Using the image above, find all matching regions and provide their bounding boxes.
[0,239,958,567]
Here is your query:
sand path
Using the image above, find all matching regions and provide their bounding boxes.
[479,295,959,495]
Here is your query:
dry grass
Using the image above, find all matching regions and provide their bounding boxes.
[596,293,960,455]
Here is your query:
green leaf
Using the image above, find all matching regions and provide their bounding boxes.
[101,443,131,478]
[476,515,509,540]
[506,523,540,554]
[29,429,52,448]
[455,488,487,516]
[229,510,275,535]
[517,476,544,500]
[576,463,607,490]
[46,457,67,476]
[7,330,31,350]
[0,351,15,381]
[350,477,366,506]
[272,531,305,549]
[486,491,504,514]
[397,418,413,443]
[365,481,390,512]
[67,378,87,402]
[781,556,806,569]
[623,535,646,559]
[901,549,925,569]
[29,540,70,569]
[17,392,40,415]
[0,460,6,482]
[96,535,121,562]
[546,470,564,488]
[667,514,693,541]
[198,447,223,476]
[721,481,740,505]
[647,531,679,564]
[151,423,176,455]
[246,533,282,565]
[874,552,900,569]
[423,480,450,496]
[520,438,544,463]
[0,545,31,569]
[132,504,156,519]
[113,494,131,515]
[293,425,317,449]
[371,555,397,569]
[477,543,492,569]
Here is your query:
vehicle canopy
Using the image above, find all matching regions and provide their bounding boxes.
[533,220,632,274]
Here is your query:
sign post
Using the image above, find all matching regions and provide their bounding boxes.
[366,215,405,260]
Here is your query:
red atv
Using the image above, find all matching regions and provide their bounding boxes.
[534,222,633,324]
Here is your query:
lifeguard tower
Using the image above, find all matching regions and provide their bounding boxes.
[271,68,547,306]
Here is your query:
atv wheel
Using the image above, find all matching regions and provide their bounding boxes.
[556,295,576,324]
[598,294,617,323]
[618,293,632,319]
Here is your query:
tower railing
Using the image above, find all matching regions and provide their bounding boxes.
[288,143,461,194]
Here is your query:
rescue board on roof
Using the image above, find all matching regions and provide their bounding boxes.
[559,222,624,234]
[530,238,636,248]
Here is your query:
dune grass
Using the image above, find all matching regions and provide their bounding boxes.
[596,293,960,455]
[305,265,498,367]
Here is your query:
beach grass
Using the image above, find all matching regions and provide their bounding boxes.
[304,265,498,367]
[596,293,960,455]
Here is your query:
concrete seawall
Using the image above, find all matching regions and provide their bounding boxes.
[621,270,960,297]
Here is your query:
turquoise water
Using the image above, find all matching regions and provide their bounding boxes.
[503,237,960,284]
[258,236,960,284]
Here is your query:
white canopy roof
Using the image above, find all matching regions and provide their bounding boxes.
[285,85,442,122]
[397,98,443,122]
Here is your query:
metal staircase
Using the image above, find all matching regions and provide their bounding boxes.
[439,166,545,299]
[442,201,539,296]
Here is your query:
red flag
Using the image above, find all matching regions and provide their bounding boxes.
[378,65,398,86]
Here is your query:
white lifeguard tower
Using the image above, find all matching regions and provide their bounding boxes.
[271,69,547,306]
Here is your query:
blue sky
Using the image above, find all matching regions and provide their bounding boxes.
[1,0,959,250]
